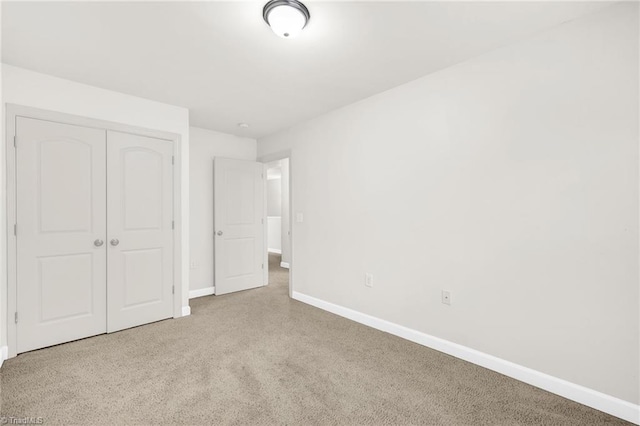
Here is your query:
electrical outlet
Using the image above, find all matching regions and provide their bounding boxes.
[365,273,374,288]
[442,290,451,305]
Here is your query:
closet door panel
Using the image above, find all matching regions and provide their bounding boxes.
[16,117,107,353]
[106,130,174,332]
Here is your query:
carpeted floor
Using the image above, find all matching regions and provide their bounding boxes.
[0,253,631,425]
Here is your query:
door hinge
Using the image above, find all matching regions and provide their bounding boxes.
[13,135,17,148]
[14,312,18,324]
[261,218,264,224]
[172,220,175,230]
[14,224,17,236]
[262,263,264,269]
[172,285,175,295]
[172,156,175,165]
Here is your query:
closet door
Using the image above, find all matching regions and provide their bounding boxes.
[106,131,174,332]
[16,117,107,353]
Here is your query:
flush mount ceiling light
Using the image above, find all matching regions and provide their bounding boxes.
[237,122,250,129]
[263,0,310,39]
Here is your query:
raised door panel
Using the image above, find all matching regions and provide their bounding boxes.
[122,149,163,231]
[16,117,107,353]
[122,248,164,308]
[225,169,255,225]
[39,253,94,322]
[39,140,94,233]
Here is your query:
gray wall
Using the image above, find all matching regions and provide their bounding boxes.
[258,3,639,404]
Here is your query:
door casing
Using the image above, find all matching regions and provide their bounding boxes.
[4,104,184,359]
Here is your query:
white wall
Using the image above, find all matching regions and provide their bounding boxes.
[267,217,282,253]
[258,2,639,406]
[267,176,283,253]
[1,64,192,348]
[280,158,291,265]
[189,126,256,291]
[267,177,282,217]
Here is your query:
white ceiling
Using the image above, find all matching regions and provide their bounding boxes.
[2,1,610,139]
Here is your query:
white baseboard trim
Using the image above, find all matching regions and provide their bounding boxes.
[189,286,215,299]
[268,248,282,254]
[280,262,290,269]
[292,291,640,425]
[181,306,191,317]
[0,345,7,369]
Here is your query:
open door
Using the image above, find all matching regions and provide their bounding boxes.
[214,158,265,295]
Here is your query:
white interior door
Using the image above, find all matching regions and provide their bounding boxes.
[106,131,174,332]
[16,117,107,353]
[214,158,265,295]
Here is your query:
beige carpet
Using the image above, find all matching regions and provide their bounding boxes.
[0,253,630,425]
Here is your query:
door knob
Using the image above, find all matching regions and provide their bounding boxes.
[94,239,104,247]
[217,231,223,236]
[110,238,120,246]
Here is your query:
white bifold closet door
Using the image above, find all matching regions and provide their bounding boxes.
[16,118,174,354]
[16,117,108,353]
[106,131,174,332]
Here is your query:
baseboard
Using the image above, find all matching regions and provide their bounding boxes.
[189,286,215,299]
[268,248,282,254]
[181,306,191,317]
[280,262,290,269]
[292,291,640,425]
[0,345,7,369]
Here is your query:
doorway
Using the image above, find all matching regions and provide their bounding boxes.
[265,158,290,293]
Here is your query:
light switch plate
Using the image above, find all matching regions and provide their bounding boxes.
[365,273,373,288]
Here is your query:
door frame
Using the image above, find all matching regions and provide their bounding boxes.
[258,151,294,298]
[4,104,183,358]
